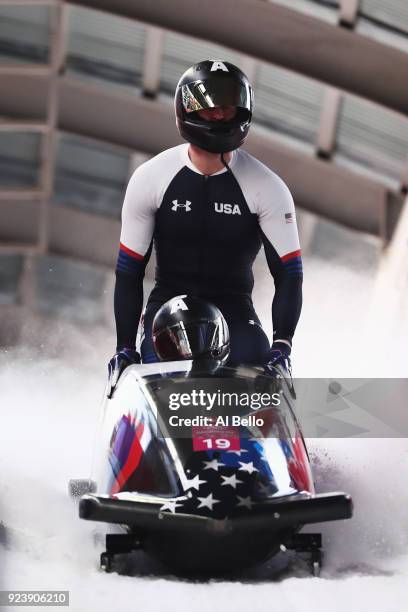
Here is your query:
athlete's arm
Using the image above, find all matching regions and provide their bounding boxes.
[258,175,303,347]
[114,168,156,350]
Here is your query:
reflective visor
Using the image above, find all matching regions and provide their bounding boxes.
[155,319,228,360]
[181,75,251,114]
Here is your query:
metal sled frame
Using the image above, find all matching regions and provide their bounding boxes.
[80,491,352,532]
[79,491,352,575]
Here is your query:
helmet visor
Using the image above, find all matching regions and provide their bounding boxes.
[181,75,252,114]
[155,318,228,361]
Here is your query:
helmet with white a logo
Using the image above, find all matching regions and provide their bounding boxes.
[175,60,253,153]
[152,295,230,363]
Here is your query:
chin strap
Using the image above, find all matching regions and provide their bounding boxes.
[220,152,233,175]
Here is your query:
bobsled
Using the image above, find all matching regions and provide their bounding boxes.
[76,361,352,576]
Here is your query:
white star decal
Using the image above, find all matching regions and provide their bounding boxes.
[203,458,225,471]
[236,495,253,509]
[160,500,183,514]
[221,474,243,489]
[257,481,272,496]
[238,461,258,474]
[226,448,248,456]
[185,474,206,490]
[197,493,220,511]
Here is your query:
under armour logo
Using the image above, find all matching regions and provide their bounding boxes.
[248,319,261,327]
[171,199,192,212]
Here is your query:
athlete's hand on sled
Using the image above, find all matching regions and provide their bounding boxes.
[264,341,292,375]
[107,347,140,398]
[263,342,296,398]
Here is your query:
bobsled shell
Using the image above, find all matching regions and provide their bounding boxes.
[90,363,314,519]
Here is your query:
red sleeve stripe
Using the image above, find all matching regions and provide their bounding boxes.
[281,249,302,263]
[119,242,144,261]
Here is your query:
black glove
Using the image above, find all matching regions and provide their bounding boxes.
[264,341,292,375]
[107,347,140,398]
[264,342,296,398]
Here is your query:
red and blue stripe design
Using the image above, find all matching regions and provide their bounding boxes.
[281,249,303,276]
[116,242,144,274]
[109,413,145,495]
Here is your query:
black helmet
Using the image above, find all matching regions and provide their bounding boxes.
[152,295,230,363]
[175,60,253,153]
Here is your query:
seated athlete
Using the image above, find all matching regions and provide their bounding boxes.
[152,295,230,367]
[108,60,302,395]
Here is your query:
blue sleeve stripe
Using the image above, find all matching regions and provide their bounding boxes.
[283,256,303,274]
[283,256,302,266]
[286,269,304,276]
[116,250,143,274]
[284,262,303,269]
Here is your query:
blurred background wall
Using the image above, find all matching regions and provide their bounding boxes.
[0,0,406,373]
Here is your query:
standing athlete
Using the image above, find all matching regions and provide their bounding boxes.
[108,60,302,390]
